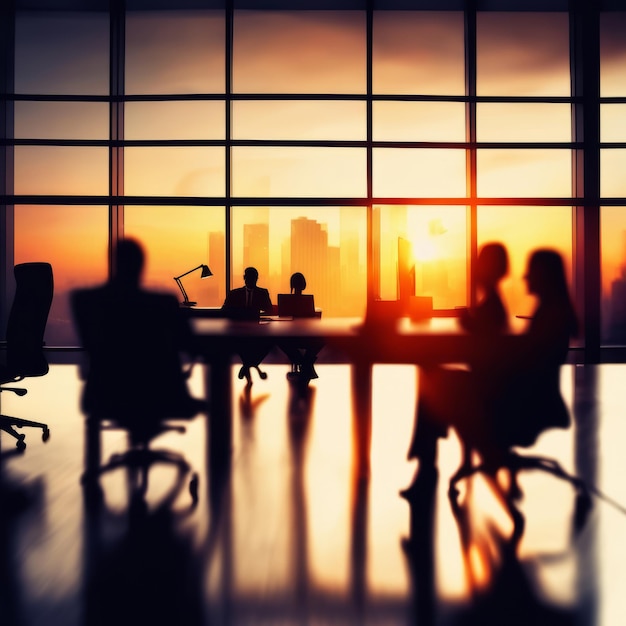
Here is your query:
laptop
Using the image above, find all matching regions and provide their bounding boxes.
[277,293,316,318]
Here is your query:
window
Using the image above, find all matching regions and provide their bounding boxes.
[3,3,623,358]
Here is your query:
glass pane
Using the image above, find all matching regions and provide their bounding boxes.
[15,12,109,95]
[601,150,626,197]
[14,147,108,195]
[124,206,226,308]
[231,207,367,317]
[232,148,366,198]
[14,205,108,346]
[477,12,570,97]
[125,101,225,140]
[372,11,465,96]
[373,149,466,198]
[601,105,626,143]
[477,206,573,319]
[233,11,365,94]
[15,102,108,140]
[373,102,465,142]
[233,101,365,141]
[477,104,571,143]
[124,147,225,197]
[600,12,626,98]
[477,149,571,198]
[125,11,225,94]
[373,205,467,309]
[601,206,626,344]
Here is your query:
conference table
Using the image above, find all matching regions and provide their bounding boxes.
[189,314,528,475]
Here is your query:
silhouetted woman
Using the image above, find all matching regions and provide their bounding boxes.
[492,248,578,450]
[445,247,579,504]
[459,241,510,336]
[282,272,323,383]
[401,243,512,497]
[291,271,306,296]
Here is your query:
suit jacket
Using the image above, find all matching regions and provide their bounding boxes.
[222,286,272,314]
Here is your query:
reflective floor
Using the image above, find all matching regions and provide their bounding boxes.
[1,361,625,625]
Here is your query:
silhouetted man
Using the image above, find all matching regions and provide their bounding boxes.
[222,267,273,384]
[71,238,200,421]
[222,266,272,315]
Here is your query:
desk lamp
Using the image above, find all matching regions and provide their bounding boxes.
[174,264,212,306]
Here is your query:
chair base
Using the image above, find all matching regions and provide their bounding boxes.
[448,450,593,539]
[1,414,50,451]
[81,445,199,509]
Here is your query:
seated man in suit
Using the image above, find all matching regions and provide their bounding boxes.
[222,266,273,384]
[71,238,203,428]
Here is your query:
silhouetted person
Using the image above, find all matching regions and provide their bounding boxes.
[459,241,510,335]
[71,238,204,497]
[72,238,200,425]
[401,242,511,498]
[222,266,273,384]
[488,248,578,452]
[446,249,580,508]
[279,272,324,384]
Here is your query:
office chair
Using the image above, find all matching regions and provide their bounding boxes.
[447,365,593,537]
[72,286,204,508]
[0,262,53,452]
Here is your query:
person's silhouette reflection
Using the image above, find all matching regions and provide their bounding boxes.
[446,485,577,626]
[279,272,324,384]
[401,242,511,497]
[222,266,273,385]
[83,498,204,626]
[0,465,44,626]
[401,464,438,626]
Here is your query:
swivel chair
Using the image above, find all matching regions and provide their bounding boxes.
[447,364,592,537]
[0,262,53,451]
[71,284,204,508]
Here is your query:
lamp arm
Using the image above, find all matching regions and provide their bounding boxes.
[174,264,203,280]
[175,277,191,305]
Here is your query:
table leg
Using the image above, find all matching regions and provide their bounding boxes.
[208,351,233,470]
[351,359,372,478]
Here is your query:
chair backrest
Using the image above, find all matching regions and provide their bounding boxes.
[5,262,54,377]
[277,293,316,318]
[71,284,198,423]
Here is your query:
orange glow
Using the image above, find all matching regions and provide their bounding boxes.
[467,542,491,590]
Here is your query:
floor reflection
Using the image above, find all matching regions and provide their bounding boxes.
[1,361,624,625]
[82,492,205,626]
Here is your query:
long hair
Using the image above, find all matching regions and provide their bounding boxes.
[290,272,306,293]
[528,248,579,338]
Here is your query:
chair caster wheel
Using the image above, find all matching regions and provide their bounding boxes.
[42,427,50,442]
[448,483,460,500]
[16,438,26,452]
[189,473,199,504]
[259,371,268,380]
